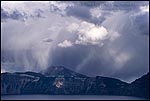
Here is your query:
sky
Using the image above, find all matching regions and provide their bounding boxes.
[1,1,149,83]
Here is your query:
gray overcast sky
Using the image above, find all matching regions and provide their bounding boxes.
[1,1,149,83]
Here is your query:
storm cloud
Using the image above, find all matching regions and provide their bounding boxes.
[1,1,149,82]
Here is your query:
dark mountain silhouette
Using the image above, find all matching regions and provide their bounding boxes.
[130,73,149,98]
[1,66,149,99]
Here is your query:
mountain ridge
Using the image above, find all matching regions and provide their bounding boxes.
[1,66,149,98]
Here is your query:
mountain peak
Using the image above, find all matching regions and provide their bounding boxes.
[41,65,87,78]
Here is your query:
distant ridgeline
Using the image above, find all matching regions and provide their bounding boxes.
[1,66,149,99]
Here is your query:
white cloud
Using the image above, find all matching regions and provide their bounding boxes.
[90,7,102,18]
[1,1,50,18]
[49,1,74,16]
[75,21,108,45]
[140,5,149,13]
[67,23,79,32]
[58,40,73,48]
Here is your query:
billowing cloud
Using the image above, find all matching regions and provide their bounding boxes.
[75,21,108,45]
[66,21,108,46]
[90,7,102,18]
[1,1,50,21]
[58,40,73,48]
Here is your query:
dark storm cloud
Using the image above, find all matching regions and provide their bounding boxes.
[50,1,149,82]
[1,8,24,21]
[1,1,149,82]
[1,8,9,21]
[66,5,91,22]
[50,32,149,82]
[64,1,149,25]
[77,1,148,11]
[133,13,149,36]
[65,4,106,25]
[105,1,147,11]
[106,33,149,82]
[50,45,105,75]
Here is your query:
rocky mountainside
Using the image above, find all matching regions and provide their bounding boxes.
[1,66,149,99]
[41,66,87,78]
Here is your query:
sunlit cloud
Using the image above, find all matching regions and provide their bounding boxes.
[140,5,149,13]
[75,21,108,45]
[58,40,73,48]
[58,40,72,48]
